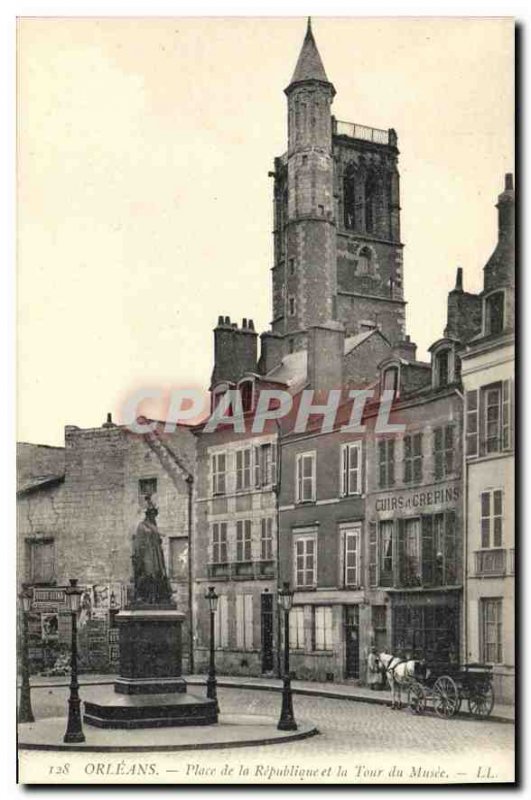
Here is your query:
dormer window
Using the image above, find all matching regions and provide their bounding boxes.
[239,380,254,413]
[382,365,399,393]
[212,383,230,412]
[485,291,505,336]
[436,349,449,387]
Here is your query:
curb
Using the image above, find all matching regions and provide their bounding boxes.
[21,677,514,725]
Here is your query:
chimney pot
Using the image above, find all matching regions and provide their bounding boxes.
[248,319,255,331]
[455,267,463,291]
[242,318,248,329]
[505,173,514,191]
[224,316,231,325]
[217,315,224,326]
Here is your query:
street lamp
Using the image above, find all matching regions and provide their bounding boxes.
[277,581,297,731]
[18,584,34,723]
[63,579,85,744]
[205,586,219,711]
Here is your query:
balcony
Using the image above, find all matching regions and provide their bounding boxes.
[475,549,507,576]
[335,119,391,145]
[207,560,275,581]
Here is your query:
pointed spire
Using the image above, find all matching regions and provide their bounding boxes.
[288,17,331,88]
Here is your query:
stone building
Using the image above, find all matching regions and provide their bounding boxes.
[192,19,412,680]
[460,175,515,702]
[17,417,195,674]
[270,19,406,353]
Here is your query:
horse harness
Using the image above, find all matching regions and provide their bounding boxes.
[384,656,407,677]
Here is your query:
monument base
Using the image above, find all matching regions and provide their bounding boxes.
[84,606,218,729]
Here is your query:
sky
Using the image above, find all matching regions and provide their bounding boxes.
[17,16,514,446]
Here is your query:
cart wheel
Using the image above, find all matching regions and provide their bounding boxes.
[408,682,427,715]
[468,683,495,718]
[433,675,460,718]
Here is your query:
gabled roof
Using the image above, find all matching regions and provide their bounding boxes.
[289,18,330,86]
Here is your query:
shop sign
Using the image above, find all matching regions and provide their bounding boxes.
[374,484,460,513]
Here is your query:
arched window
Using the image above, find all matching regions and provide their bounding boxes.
[344,170,356,230]
[485,291,505,336]
[365,173,377,233]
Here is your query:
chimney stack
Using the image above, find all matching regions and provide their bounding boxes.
[307,321,345,392]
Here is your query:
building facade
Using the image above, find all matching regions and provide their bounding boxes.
[461,175,515,703]
[17,417,195,674]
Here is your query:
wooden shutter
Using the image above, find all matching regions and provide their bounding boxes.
[236,594,244,649]
[413,434,422,483]
[444,510,457,585]
[254,446,261,488]
[244,594,253,649]
[271,443,278,488]
[368,522,378,587]
[388,440,395,486]
[397,518,406,586]
[445,425,454,475]
[404,435,412,483]
[465,390,479,457]
[341,446,348,496]
[502,379,512,450]
[221,596,228,647]
[434,427,443,480]
[421,515,434,587]
[296,455,302,502]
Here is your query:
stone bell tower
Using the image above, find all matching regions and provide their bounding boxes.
[271,19,337,352]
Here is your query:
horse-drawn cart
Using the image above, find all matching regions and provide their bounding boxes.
[407,662,495,719]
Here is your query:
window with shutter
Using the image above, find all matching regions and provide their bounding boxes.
[212,452,227,495]
[289,606,305,650]
[444,509,458,585]
[244,595,253,649]
[378,439,395,488]
[296,452,316,502]
[344,528,360,587]
[260,518,273,560]
[502,379,513,450]
[236,448,252,491]
[481,598,503,663]
[313,606,333,651]
[294,534,317,588]
[466,391,479,457]
[379,520,393,586]
[340,442,361,495]
[236,519,252,561]
[421,515,434,586]
[368,522,378,587]
[214,595,229,649]
[480,490,503,549]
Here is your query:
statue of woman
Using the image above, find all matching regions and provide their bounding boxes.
[132,497,173,605]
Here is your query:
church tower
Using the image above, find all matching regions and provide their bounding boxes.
[271,19,337,351]
[271,20,407,352]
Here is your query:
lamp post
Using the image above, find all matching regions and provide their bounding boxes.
[63,579,85,744]
[277,581,297,731]
[205,586,219,711]
[18,584,34,723]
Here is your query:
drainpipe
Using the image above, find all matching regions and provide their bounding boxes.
[186,476,195,674]
[454,386,468,664]
[274,419,283,679]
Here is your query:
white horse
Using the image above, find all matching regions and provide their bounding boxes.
[379,651,428,709]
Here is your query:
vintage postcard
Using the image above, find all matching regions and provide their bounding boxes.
[16,14,515,785]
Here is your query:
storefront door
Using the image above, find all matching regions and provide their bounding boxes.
[345,605,360,678]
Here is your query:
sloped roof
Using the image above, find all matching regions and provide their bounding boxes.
[289,19,330,86]
[17,473,65,497]
[265,329,388,388]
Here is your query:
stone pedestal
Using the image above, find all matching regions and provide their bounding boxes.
[84,607,217,729]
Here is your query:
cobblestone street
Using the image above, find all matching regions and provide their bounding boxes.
[22,683,514,759]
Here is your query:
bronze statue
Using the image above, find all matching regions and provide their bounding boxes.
[132,497,173,605]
